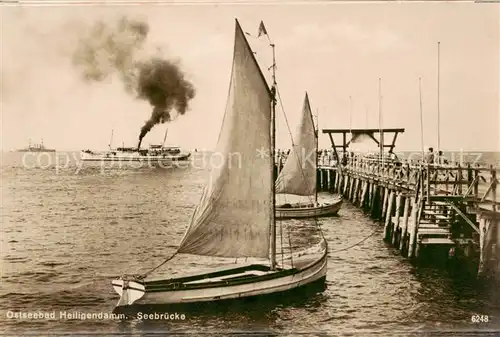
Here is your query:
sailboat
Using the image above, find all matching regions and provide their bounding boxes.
[275,94,343,219]
[111,19,327,311]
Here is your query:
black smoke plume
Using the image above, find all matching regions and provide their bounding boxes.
[71,16,196,149]
[135,58,196,149]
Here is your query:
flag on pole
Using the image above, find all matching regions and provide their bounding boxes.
[257,21,268,37]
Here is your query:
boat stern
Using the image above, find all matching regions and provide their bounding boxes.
[112,278,146,308]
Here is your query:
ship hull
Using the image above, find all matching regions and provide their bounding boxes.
[276,197,343,219]
[80,151,191,163]
[112,244,327,311]
[17,149,56,153]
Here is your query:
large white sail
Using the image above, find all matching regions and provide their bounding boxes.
[275,94,317,196]
[177,20,273,258]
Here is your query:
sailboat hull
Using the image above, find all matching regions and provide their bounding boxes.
[276,197,343,219]
[112,247,327,310]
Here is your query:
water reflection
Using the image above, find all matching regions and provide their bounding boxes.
[116,284,327,335]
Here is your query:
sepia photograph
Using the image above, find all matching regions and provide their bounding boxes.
[1,0,499,335]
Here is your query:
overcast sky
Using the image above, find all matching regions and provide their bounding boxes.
[2,2,499,152]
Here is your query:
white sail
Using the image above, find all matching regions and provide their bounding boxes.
[275,93,317,196]
[177,20,273,258]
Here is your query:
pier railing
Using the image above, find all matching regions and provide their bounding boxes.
[310,152,499,278]
[316,154,499,211]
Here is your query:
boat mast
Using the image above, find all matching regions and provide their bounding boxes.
[162,128,169,148]
[109,129,114,150]
[270,41,277,271]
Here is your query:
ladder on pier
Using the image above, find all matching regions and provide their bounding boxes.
[417,200,455,246]
[417,196,480,246]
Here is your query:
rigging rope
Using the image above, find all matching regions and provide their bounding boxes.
[329,228,381,254]
[135,251,178,280]
[136,226,382,279]
[280,216,284,267]
[287,221,294,268]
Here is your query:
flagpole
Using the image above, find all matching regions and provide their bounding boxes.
[349,95,352,161]
[349,95,353,135]
[437,41,441,161]
[378,78,384,172]
[419,77,425,161]
[365,105,368,129]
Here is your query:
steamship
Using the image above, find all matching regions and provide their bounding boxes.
[17,139,56,153]
[80,129,191,163]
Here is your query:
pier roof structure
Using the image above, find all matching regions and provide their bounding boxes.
[322,128,405,156]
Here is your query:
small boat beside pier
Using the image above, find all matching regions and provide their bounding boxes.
[275,94,342,219]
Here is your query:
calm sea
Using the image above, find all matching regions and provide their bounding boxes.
[1,151,500,336]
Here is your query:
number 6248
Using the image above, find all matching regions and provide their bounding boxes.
[471,315,489,323]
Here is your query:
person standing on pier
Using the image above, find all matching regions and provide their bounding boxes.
[425,147,435,164]
[436,150,448,165]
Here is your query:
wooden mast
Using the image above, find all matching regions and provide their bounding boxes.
[270,41,277,270]
[109,130,114,150]
[245,20,277,270]
[162,128,168,148]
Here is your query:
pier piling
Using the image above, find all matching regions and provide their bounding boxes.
[311,150,500,280]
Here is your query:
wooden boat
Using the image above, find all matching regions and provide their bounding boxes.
[275,94,343,219]
[111,19,327,312]
[276,199,342,219]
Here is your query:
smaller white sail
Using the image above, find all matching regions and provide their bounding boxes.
[275,93,317,196]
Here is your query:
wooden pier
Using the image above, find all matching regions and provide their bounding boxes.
[309,128,500,280]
